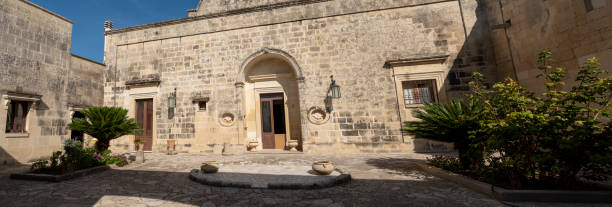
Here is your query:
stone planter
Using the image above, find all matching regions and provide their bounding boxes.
[201,161,220,173]
[417,163,612,203]
[312,161,335,175]
[287,140,298,151]
[11,165,110,182]
[247,141,259,152]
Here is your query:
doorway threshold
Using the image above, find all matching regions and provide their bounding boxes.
[247,149,303,154]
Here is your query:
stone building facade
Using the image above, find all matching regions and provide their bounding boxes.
[484,0,612,93]
[3,0,609,162]
[103,0,498,154]
[0,0,105,164]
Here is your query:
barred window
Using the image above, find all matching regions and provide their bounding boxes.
[402,80,436,105]
[6,101,31,133]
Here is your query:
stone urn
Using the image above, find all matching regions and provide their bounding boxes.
[312,161,335,175]
[247,141,259,152]
[135,140,146,163]
[287,140,298,151]
[201,161,220,173]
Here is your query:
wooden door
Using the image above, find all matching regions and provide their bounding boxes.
[261,98,275,149]
[260,93,285,149]
[136,99,153,151]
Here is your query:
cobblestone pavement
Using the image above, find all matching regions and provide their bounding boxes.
[0,153,607,207]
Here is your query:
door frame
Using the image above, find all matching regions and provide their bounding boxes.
[135,98,154,152]
[251,84,292,151]
[129,89,157,153]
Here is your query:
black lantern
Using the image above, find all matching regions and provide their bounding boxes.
[168,88,177,108]
[329,75,341,99]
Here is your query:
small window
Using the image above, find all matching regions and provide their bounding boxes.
[6,100,31,133]
[402,80,436,106]
[198,101,207,111]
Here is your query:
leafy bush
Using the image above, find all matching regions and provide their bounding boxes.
[92,150,129,167]
[428,155,463,173]
[68,107,140,151]
[409,51,611,189]
[470,51,612,188]
[30,139,130,174]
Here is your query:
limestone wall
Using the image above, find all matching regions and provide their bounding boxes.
[0,0,104,164]
[484,0,612,94]
[67,55,105,108]
[104,0,497,154]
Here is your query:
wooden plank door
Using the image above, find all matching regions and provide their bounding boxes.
[261,98,275,149]
[136,99,153,151]
[261,93,286,149]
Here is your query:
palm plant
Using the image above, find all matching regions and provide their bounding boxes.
[68,107,140,151]
[402,98,483,168]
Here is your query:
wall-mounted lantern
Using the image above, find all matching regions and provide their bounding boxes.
[329,75,341,99]
[168,88,177,109]
[325,75,341,112]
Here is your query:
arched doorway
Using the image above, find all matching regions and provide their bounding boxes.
[70,111,85,142]
[238,48,303,151]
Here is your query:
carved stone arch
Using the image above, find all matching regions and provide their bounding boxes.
[236,47,304,84]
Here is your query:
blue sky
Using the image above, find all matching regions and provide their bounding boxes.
[29,0,200,63]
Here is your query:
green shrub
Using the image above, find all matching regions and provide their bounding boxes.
[470,51,611,188]
[403,99,484,169]
[428,155,463,173]
[408,51,611,189]
[68,107,140,151]
[30,140,106,174]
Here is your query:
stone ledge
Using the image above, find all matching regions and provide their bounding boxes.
[10,165,110,182]
[189,169,253,188]
[188,167,351,189]
[268,168,351,189]
[417,163,612,203]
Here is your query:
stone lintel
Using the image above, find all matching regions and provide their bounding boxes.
[384,55,449,68]
[192,96,210,102]
[125,79,161,88]
[3,91,42,102]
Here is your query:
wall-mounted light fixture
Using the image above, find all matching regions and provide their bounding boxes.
[325,75,341,112]
[329,75,341,99]
[168,88,177,109]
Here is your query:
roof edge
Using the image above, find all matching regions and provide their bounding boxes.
[19,0,73,24]
[105,0,333,35]
[71,54,106,67]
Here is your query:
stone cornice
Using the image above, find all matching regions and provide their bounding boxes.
[20,0,73,24]
[105,0,333,35]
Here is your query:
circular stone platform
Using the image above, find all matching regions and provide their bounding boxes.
[189,164,351,189]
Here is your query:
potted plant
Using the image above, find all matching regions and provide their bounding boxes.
[167,139,177,155]
[134,139,146,151]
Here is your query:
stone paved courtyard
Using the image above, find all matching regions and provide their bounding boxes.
[0,153,608,207]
